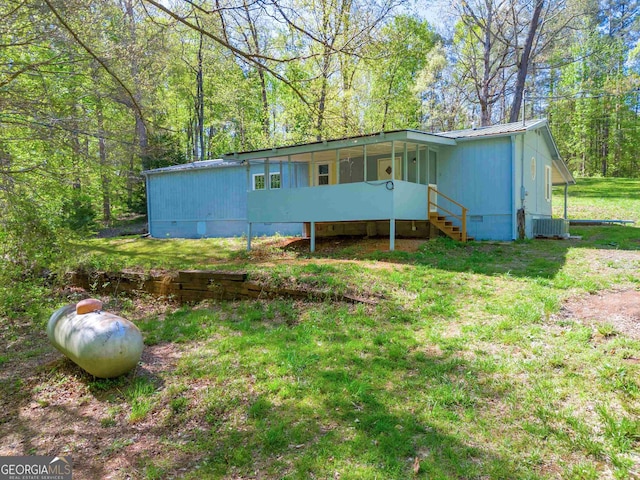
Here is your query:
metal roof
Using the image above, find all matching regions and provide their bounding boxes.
[221,130,456,162]
[142,118,574,185]
[439,119,574,185]
[142,159,241,176]
[438,119,547,139]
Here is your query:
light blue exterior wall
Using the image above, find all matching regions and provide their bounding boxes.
[146,163,304,238]
[519,130,554,238]
[436,138,513,241]
[146,124,567,243]
[247,180,427,223]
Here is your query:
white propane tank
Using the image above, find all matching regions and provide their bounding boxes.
[47,300,144,378]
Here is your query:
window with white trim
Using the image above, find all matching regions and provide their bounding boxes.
[253,173,265,190]
[253,172,281,190]
[317,163,329,185]
[545,165,552,202]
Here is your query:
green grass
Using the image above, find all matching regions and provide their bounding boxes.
[2,177,639,479]
[554,177,640,222]
[124,376,158,423]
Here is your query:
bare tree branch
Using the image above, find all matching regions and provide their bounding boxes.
[41,0,147,130]
[142,0,311,105]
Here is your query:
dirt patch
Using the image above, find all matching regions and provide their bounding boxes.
[0,342,189,480]
[282,236,428,254]
[96,215,148,238]
[556,290,640,339]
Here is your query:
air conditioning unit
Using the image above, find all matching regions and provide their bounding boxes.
[533,218,569,238]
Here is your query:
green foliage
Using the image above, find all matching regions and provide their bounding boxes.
[364,15,441,131]
[124,377,158,423]
[548,30,640,178]
[142,133,188,172]
[61,190,98,233]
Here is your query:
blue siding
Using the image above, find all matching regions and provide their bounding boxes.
[147,126,563,242]
[248,182,394,223]
[247,180,427,224]
[512,131,555,238]
[437,139,513,240]
[394,181,428,219]
[147,163,304,238]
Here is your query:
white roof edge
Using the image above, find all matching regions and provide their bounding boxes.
[439,118,547,140]
[142,158,241,176]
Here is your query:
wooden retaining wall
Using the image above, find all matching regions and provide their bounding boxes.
[70,270,375,305]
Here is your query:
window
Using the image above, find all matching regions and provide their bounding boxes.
[253,173,265,190]
[317,163,329,185]
[253,172,281,190]
[269,172,281,189]
[545,165,552,202]
[531,157,537,180]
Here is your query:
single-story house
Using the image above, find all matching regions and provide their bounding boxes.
[143,118,575,250]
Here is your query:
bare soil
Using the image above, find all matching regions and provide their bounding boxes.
[556,289,640,340]
[282,236,428,254]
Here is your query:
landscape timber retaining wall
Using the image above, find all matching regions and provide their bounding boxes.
[70,270,375,305]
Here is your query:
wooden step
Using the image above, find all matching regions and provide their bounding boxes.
[428,203,472,242]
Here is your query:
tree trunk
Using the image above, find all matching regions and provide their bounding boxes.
[480,3,495,126]
[509,0,544,123]
[96,95,111,222]
[195,26,205,161]
[258,68,270,139]
[315,45,331,141]
[124,0,148,207]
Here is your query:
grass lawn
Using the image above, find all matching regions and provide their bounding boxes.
[1,178,639,479]
[553,177,640,222]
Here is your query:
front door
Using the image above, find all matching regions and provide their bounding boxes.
[377,156,402,181]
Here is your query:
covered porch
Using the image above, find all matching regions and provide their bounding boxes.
[223,131,457,251]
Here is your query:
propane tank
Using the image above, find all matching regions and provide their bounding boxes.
[47,299,144,378]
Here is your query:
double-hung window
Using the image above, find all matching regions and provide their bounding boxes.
[253,172,281,190]
[317,164,329,185]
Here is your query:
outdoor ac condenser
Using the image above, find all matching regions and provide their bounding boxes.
[533,218,569,238]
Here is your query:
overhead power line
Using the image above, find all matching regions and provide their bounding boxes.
[525,87,640,101]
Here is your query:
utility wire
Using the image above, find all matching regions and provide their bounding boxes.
[525,87,640,101]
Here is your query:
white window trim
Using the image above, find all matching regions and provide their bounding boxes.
[252,173,265,190]
[269,172,281,189]
[252,172,281,190]
[316,163,330,186]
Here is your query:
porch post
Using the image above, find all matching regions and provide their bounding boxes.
[390,219,395,251]
[336,149,340,184]
[310,221,316,252]
[288,155,292,188]
[391,141,395,180]
[403,142,408,181]
[265,158,270,190]
[416,147,421,184]
[279,160,283,188]
[311,152,315,186]
[390,141,396,251]
[363,144,368,181]
[564,183,568,219]
[247,223,252,251]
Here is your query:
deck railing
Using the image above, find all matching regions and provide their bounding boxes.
[428,185,468,242]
